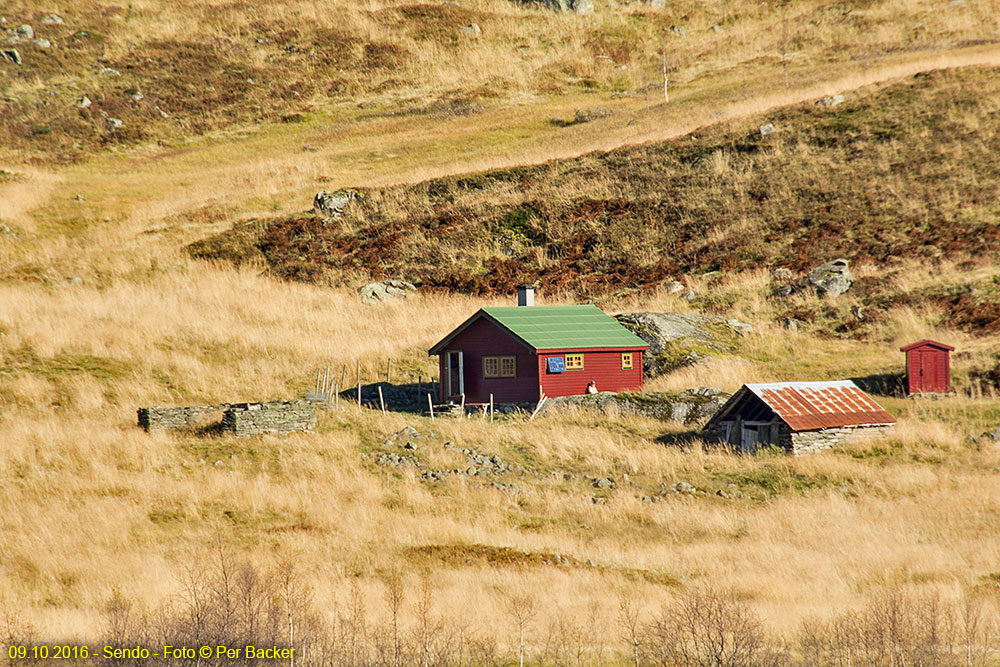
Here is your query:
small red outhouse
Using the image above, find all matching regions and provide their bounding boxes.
[900,339,954,395]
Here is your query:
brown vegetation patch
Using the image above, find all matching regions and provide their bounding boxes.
[405,544,679,586]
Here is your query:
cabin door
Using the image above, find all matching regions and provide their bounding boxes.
[741,425,759,454]
[446,351,464,399]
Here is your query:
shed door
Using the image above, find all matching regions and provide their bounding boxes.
[741,426,759,454]
[919,350,937,393]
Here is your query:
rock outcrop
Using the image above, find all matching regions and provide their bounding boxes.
[359,279,416,304]
[615,312,751,377]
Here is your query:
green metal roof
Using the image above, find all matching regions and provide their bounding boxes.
[482,305,649,351]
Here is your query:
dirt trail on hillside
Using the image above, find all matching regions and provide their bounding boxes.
[384,44,1000,188]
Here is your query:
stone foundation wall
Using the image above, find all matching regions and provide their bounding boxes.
[790,425,890,455]
[221,400,316,437]
[137,405,228,432]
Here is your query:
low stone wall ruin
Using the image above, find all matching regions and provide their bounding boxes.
[137,405,229,432]
[222,401,316,437]
[137,400,315,437]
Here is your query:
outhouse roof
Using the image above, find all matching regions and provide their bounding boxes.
[900,339,955,352]
[428,305,649,354]
[712,380,896,431]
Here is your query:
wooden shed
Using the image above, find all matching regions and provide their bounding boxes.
[900,339,954,395]
[704,380,896,455]
[428,295,648,404]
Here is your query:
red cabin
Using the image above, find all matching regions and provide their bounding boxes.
[428,293,648,404]
[900,339,954,395]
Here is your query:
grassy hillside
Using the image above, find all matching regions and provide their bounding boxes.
[1,0,998,163]
[2,0,1000,662]
[192,66,1000,338]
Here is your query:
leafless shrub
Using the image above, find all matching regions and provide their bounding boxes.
[641,587,784,667]
[797,588,1000,667]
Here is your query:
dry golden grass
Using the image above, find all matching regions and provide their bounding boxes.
[1,1,1000,659]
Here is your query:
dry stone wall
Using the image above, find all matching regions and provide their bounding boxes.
[138,401,315,437]
[222,401,316,437]
[137,405,229,432]
[790,425,890,454]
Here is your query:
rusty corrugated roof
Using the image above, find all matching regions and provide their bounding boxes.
[746,380,896,431]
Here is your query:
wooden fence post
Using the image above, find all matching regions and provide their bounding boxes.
[490,394,494,423]
[427,393,435,419]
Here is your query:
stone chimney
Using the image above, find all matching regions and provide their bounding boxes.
[517,284,534,307]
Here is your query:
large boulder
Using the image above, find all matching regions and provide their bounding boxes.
[615,312,752,377]
[359,280,416,304]
[313,189,360,219]
[807,258,852,297]
[541,387,731,425]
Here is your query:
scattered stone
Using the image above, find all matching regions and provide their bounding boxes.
[592,477,615,489]
[359,279,417,304]
[850,304,864,321]
[460,23,482,36]
[33,38,51,48]
[66,276,82,285]
[127,89,143,101]
[106,117,123,129]
[41,14,65,24]
[650,0,665,8]
[572,0,594,14]
[2,48,21,64]
[76,95,90,109]
[100,67,120,76]
[403,441,418,451]
[313,188,360,218]
[669,24,686,37]
[709,24,723,32]
[214,460,224,467]
[680,289,697,301]
[759,123,776,136]
[773,284,797,297]
[591,496,607,504]
[573,107,613,124]
[664,280,686,294]
[155,105,169,118]
[816,93,845,108]
[14,24,32,39]
[771,267,793,281]
[808,258,852,297]
[74,194,84,201]
[781,317,805,331]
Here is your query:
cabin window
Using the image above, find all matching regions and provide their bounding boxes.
[484,356,516,378]
[621,352,633,370]
[565,354,584,370]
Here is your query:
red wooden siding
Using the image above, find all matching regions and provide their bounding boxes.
[436,317,539,403]
[903,342,952,394]
[537,350,643,398]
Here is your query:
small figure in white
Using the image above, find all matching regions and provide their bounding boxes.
[586,380,598,394]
